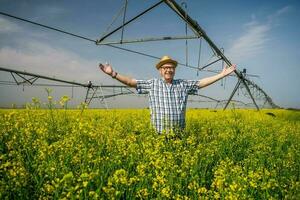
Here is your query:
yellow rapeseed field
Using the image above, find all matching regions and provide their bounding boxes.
[0,103,299,199]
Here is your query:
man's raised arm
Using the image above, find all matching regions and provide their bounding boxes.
[99,63,137,88]
[198,64,236,89]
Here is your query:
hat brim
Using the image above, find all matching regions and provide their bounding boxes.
[156,59,178,69]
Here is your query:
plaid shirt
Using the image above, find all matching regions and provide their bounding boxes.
[136,78,200,133]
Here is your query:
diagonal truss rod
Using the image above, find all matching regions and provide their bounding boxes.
[164,0,260,110]
[96,0,165,44]
[199,58,222,70]
[244,79,279,108]
[11,72,39,85]
[0,66,125,89]
[188,99,249,107]
[94,91,134,100]
[97,35,200,45]
[193,94,221,102]
[0,67,88,87]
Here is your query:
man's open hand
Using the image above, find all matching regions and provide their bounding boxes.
[221,64,236,77]
[99,63,113,76]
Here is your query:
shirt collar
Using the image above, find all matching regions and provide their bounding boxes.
[160,78,175,85]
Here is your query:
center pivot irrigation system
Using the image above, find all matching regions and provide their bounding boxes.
[0,0,279,109]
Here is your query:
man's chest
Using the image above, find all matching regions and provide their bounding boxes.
[150,83,188,102]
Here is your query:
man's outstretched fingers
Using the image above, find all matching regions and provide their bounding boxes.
[99,63,104,71]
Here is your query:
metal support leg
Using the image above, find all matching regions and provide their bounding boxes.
[224,79,242,110]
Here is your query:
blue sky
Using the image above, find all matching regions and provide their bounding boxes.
[0,0,299,108]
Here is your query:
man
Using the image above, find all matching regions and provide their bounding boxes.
[99,55,236,133]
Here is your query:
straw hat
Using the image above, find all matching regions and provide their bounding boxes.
[156,55,178,69]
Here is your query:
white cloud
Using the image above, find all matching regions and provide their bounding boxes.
[227,22,270,62]
[32,5,67,21]
[269,5,291,21]
[0,16,21,33]
[40,6,65,16]
[0,39,111,85]
[0,10,118,90]
[227,5,291,62]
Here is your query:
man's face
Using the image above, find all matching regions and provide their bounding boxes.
[159,63,176,83]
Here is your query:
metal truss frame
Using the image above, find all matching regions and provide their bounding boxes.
[0,0,279,109]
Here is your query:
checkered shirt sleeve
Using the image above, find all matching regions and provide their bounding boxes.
[136,79,153,94]
[186,80,200,94]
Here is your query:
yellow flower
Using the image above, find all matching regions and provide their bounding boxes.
[188,181,199,191]
[137,164,146,176]
[48,96,53,101]
[83,181,88,187]
[197,187,207,194]
[112,169,128,185]
[229,182,238,191]
[136,188,149,198]
[161,186,171,198]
